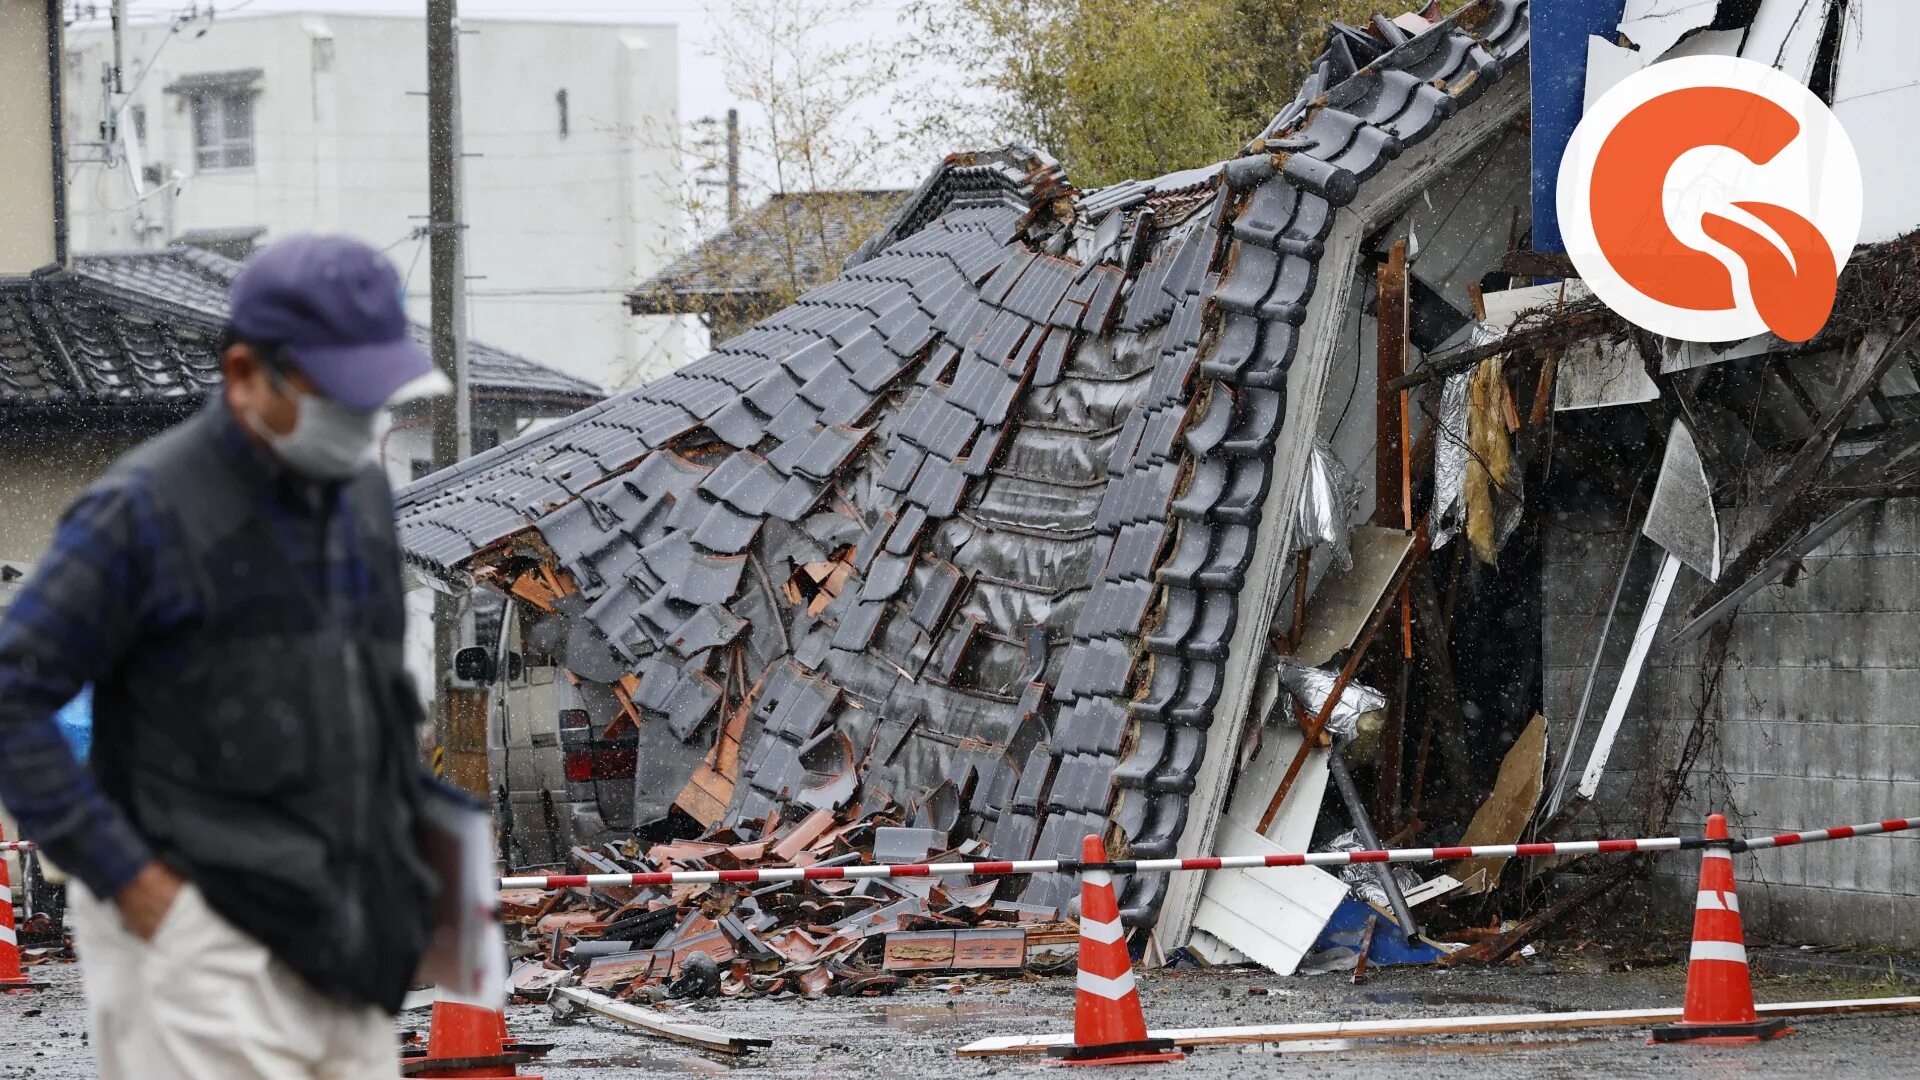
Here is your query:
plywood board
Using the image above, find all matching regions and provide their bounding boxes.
[1447,714,1547,893]
[1292,526,1414,668]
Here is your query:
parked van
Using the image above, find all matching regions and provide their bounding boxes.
[458,596,642,868]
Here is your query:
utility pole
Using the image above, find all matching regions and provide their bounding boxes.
[724,107,740,223]
[696,108,743,223]
[426,0,473,783]
[110,0,124,92]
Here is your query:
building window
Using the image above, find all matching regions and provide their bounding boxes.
[192,92,255,171]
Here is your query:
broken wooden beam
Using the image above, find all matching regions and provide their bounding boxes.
[1372,240,1412,833]
[1375,239,1411,532]
[550,986,772,1055]
[1386,310,1606,392]
[1257,539,1419,833]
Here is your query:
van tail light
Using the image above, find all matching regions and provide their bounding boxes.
[565,746,636,783]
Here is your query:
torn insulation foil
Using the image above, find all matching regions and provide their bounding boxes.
[1328,829,1423,910]
[1429,319,1500,552]
[1297,438,1360,571]
[1274,658,1386,742]
[1428,370,1471,551]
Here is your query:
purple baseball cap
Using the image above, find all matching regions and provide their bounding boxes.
[228,234,447,412]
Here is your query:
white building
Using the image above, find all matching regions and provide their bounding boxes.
[63,11,684,393]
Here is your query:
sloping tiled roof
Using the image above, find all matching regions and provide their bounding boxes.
[0,247,602,412]
[78,247,605,401]
[397,1,1531,923]
[73,246,240,321]
[0,276,223,411]
[629,190,911,312]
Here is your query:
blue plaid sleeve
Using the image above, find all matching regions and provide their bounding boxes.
[0,477,159,899]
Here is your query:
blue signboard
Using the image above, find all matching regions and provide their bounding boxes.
[1530,0,1628,254]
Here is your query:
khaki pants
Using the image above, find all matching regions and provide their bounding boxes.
[70,881,400,1080]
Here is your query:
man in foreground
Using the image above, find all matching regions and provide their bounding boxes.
[0,235,450,1078]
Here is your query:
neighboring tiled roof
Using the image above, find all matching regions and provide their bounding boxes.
[73,247,240,321]
[0,247,601,412]
[0,276,221,410]
[397,1,1531,924]
[629,190,911,312]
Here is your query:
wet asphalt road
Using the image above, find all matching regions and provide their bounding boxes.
[3,959,1918,1078]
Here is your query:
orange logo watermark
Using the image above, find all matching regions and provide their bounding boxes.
[1558,56,1862,344]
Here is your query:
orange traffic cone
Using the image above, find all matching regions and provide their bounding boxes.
[1650,814,1791,1044]
[0,825,40,993]
[1047,835,1183,1066]
[414,994,540,1079]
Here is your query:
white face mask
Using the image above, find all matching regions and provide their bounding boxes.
[260,392,384,481]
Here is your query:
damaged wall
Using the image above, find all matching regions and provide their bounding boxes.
[1544,498,1920,948]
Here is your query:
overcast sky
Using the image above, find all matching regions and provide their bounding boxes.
[87,0,937,190]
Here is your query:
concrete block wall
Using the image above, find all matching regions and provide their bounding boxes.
[1541,499,1920,948]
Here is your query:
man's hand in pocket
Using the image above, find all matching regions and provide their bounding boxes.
[113,862,185,941]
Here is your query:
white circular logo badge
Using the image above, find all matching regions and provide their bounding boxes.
[1557,55,1862,343]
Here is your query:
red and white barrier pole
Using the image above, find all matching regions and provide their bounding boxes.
[0,842,34,853]
[499,815,1917,891]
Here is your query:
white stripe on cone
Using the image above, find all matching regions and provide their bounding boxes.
[1703,849,1733,862]
[1697,889,1740,912]
[0,924,14,947]
[1690,940,1749,964]
[1080,916,1125,946]
[1083,869,1112,888]
[1076,968,1137,1001]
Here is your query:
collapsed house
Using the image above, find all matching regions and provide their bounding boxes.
[396,0,1920,984]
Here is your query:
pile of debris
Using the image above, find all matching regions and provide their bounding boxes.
[501,801,1078,1002]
